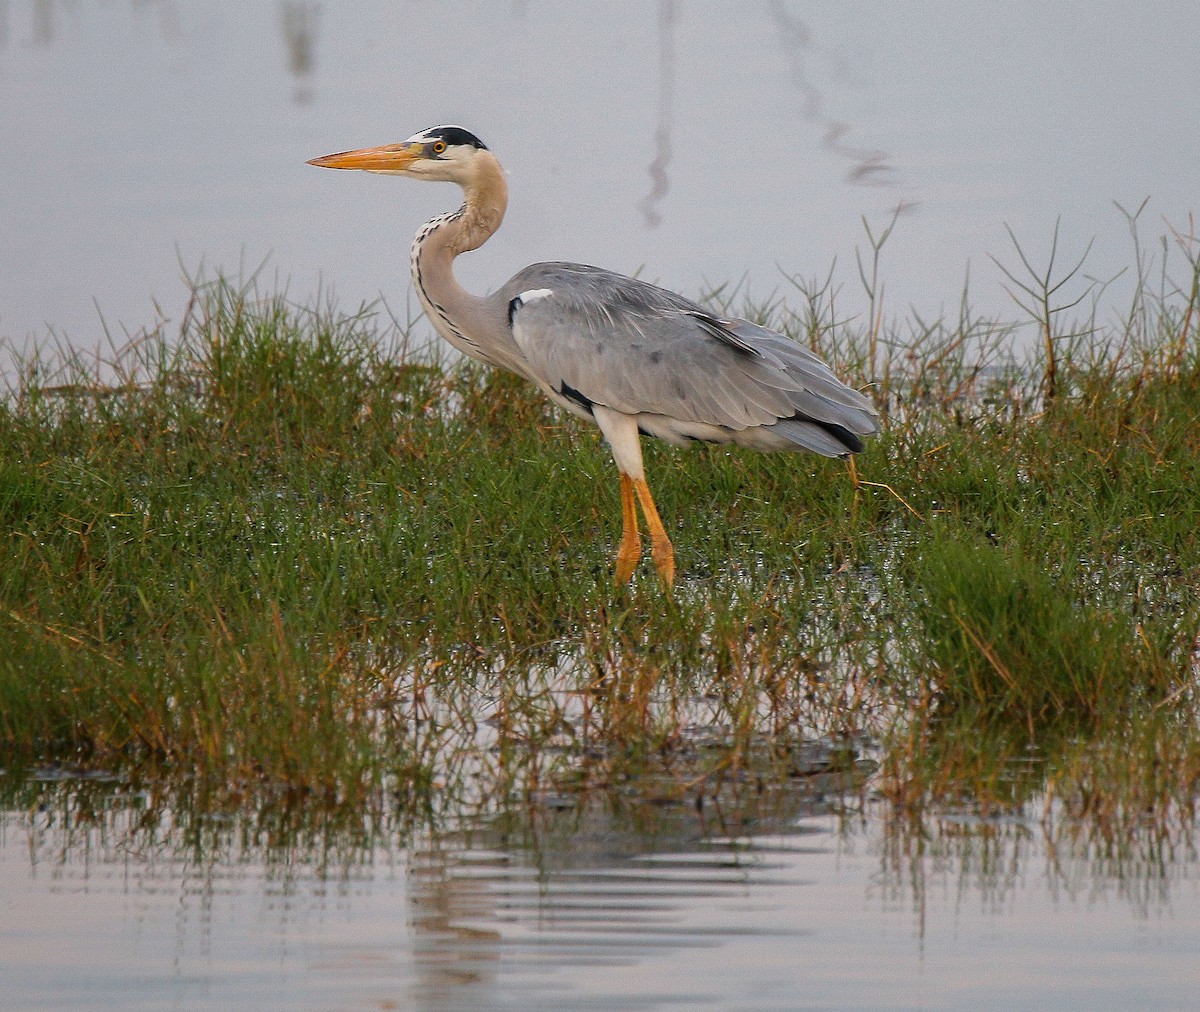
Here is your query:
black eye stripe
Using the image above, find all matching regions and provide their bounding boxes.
[420,126,488,151]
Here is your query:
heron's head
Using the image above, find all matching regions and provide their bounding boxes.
[307,125,491,184]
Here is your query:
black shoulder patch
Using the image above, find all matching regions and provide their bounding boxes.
[559,381,595,416]
[431,126,488,150]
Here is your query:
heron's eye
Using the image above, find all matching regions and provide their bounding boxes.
[431,140,447,155]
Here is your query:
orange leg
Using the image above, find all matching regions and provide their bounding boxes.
[632,477,675,589]
[614,473,642,585]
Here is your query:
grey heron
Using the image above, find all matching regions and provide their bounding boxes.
[308,125,879,588]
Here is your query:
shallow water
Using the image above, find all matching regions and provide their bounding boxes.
[4,768,1199,1009]
[3,5,1200,1006]
[2,1,1198,366]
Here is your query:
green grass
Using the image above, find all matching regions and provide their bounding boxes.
[2,217,1199,839]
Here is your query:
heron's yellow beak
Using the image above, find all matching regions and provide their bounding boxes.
[306,143,422,171]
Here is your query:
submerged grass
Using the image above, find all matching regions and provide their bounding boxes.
[1,214,1199,837]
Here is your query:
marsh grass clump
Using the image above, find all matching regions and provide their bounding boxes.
[911,535,1166,730]
[1,210,1199,833]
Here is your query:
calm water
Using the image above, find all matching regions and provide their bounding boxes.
[4,4,1200,1007]
[4,768,1200,1010]
[2,1,1199,370]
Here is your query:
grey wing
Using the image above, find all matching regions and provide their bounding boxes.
[503,262,879,456]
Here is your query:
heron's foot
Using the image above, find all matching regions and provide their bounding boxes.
[615,536,642,585]
[612,474,674,589]
[631,476,675,591]
[615,473,642,586]
[650,535,675,589]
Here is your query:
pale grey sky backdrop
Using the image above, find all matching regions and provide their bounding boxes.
[1,1,1197,369]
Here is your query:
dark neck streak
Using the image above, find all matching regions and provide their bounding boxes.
[409,152,524,374]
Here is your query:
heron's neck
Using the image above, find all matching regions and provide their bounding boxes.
[409,152,510,367]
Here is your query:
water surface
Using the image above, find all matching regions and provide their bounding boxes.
[3,768,1199,1009]
[2,1,1198,367]
[3,5,1200,1007]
